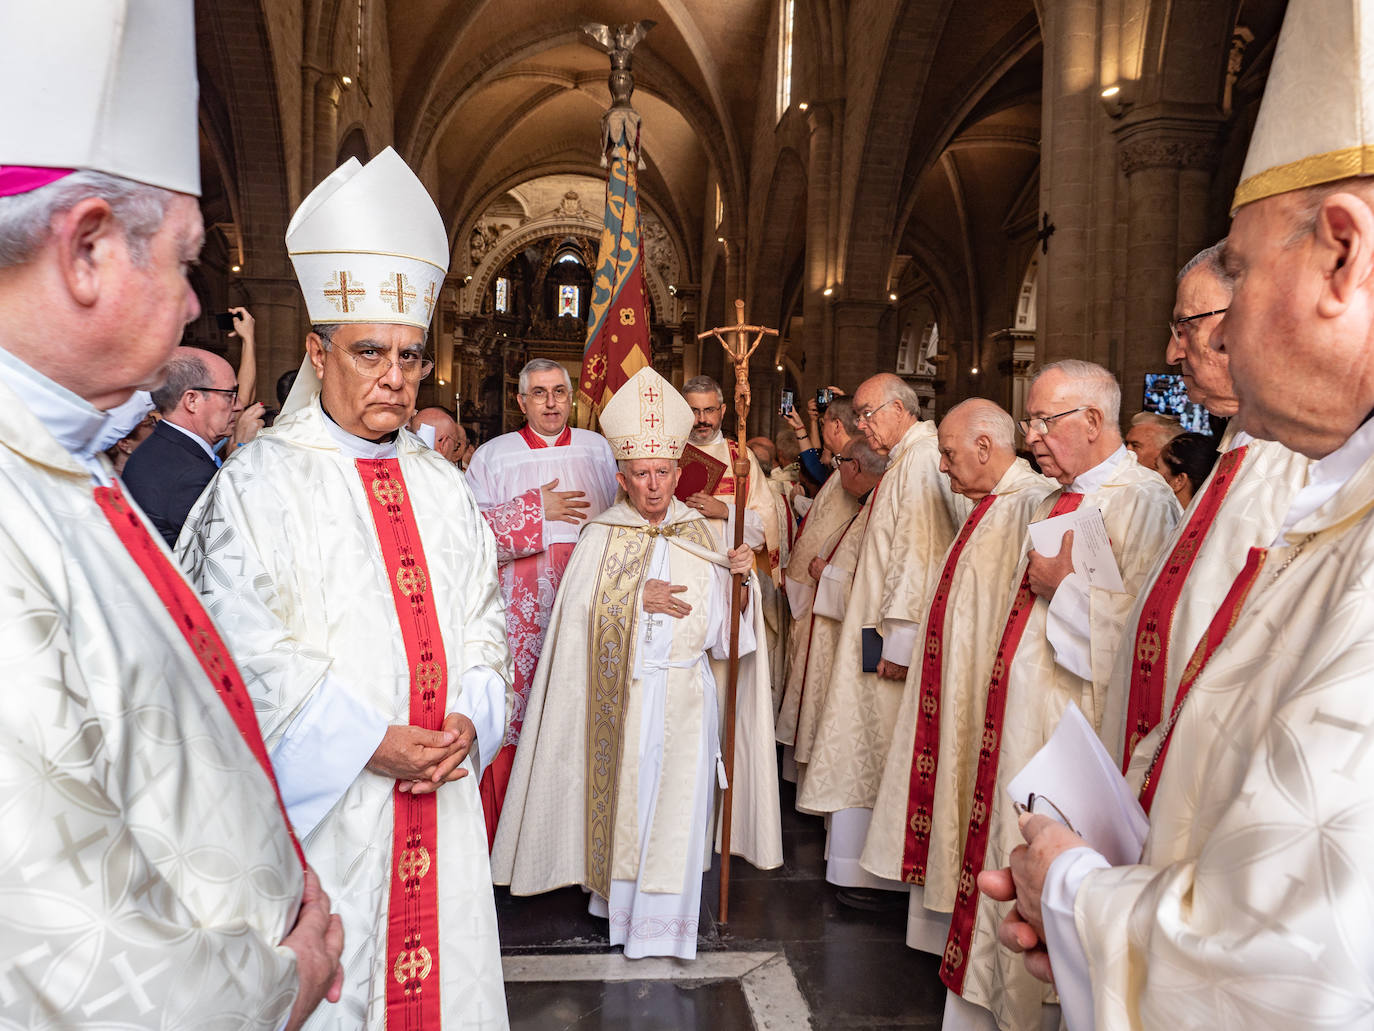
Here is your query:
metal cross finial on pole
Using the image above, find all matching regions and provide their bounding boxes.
[694,298,777,923]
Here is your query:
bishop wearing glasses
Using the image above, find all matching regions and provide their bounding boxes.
[464,356,619,843]
[937,360,1177,1031]
[178,149,512,1030]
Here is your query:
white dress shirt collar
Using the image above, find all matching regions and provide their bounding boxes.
[1066,444,1128,494]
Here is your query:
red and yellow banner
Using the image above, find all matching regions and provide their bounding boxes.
[578,117,651,428]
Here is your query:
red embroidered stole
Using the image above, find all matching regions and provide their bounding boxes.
[1122,445,1248,766]
[940,491,1083,994]
[519,424,572,449]
[95,484,305,870]
[900,493,998,884]
[716,438,749,503]
[357,460,446,1030]
[1138,546,1266,814]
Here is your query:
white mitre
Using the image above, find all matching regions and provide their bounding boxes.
[0,0,199,194]
[1233,0,1374,212]
[286,147,447,329]
[281,148,448,416]
[600,367,692,460]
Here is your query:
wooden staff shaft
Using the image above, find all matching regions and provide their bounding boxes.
[718,299,750,924]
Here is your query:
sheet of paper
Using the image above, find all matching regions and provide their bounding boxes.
[1006,701,1148,866]
[416,423,437,449]
[1028,505,1125,593]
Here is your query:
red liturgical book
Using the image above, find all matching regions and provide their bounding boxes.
[675,444,728,501]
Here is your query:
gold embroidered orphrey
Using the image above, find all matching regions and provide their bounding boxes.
[584,517,715,898]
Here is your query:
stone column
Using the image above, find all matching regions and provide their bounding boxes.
[1115,115,1221,418]
[1038,0,1099,363]
[804,103,835,391]
[233,275,308,402]
[311,75,341,188]
[830,299,890,390]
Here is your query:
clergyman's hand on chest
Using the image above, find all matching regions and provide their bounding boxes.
[643,578,692,619]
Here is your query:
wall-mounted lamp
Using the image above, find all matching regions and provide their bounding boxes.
[463,274,473,284]
[888,292,898,302]
[230,264,241,273]
[970,366,980,375]
[668,284,678,295]
[1099,83,1132,118]
[340,74,354,88]
[798,101,809,112]
[716,236,726,245]
[822,286,833,297]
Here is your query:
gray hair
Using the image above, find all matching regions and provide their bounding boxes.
[824,396,859,436]
[616,457,677,476]
[1032,359,1121,426]
[312,323,430,348]
[519,357,571,395]
[851,439,888,477]
[682,375,724,404]
[150,349,209,414]
[1177,240,1232,289]
[1130,410,1183,432]
[872,374,924,418]
[0,170,174,269]
[944,398,1016,450]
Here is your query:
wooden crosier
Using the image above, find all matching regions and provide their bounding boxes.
[695,298,777,922]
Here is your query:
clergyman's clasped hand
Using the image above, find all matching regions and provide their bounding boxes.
[367,712,476,794]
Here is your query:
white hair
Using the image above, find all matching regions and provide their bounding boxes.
[873,375,924,417]
[519,357,571,395]
[943,398,1016,450]
[0,170,173,269]
[1032,359,1121,426]
[851,439,888,477]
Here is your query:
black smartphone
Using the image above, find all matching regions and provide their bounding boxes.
[215,311,237,333]
[816,387,833,412]
[780,389,795,416]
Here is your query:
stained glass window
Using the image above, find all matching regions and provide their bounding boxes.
[776,0,794,121]
[558,284,578,317]
[495,277,509,313]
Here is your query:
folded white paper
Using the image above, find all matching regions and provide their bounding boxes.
[813,564,851,620]
[1006,702,1148,866]
[416,423,437,449]
[1028,505,1124,593]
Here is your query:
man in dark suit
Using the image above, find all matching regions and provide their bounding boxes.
[123,347,241,545]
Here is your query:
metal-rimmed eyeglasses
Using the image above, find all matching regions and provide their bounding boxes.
[522,386,570,403]
[1011,793,1079,835]
[1168,307,1229,342]
[1017,406,1088,437]
[855,399,894,423]
[329,344,434,382]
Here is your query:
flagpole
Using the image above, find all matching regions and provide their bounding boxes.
[697,299,777,923]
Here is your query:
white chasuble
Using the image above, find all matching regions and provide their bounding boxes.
[178,399,512,1031]
[491,498,783,955]
[1076,437,1374,1029]
[0,377,302,1027]
[1100,433,1309,767]
[792,500,873,783]
[861,460,1054,904]
[796,420,967,816]
[947,451,1178,1031]
[776,473,862,747]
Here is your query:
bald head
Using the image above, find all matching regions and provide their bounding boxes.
[409,406,459,462]
[938,399,1018,501]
